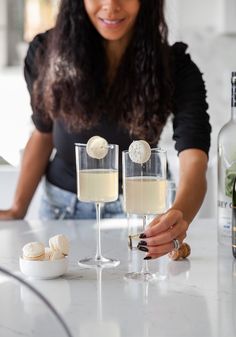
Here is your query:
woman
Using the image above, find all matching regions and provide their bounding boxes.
[0,0,211,259]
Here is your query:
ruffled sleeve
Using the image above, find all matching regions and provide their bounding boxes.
[24,31,53,133]
[171,42,211,155]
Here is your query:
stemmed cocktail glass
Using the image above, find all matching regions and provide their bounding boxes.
[123,147,167,281]
[75,142,120,268]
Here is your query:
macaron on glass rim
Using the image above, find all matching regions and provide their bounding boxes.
[74,142,117,150]
[123,146,167,157]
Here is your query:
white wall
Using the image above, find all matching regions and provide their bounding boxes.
[0,0,7,67]
[0,166,43,219]
[178,0,221,31]
[219,0,236,33]
[0,67,32,166]
[161,0,236,163]
[175,0,236,33]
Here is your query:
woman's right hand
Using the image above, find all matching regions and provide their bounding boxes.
[0,130,53,222]
[0,208,24,220]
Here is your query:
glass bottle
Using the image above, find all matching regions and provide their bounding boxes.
[217,72,236,245]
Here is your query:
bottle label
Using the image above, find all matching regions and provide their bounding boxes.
[218,200,234,209]
[217,197,232,235]
[217,169,236,234]
[225,168,236,198]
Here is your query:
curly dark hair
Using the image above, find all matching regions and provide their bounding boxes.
[33,0,173,144]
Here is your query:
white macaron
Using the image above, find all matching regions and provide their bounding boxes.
[128,140,151,164]
[86,136,108,159]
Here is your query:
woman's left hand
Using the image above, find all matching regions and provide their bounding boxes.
[138,209,189,259]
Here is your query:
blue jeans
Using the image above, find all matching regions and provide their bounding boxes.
[39,180,125,220]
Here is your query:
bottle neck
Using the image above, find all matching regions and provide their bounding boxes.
[231,83,236,120]
[231,107,236,120]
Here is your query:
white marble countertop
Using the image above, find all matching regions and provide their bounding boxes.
[0,218,235,337]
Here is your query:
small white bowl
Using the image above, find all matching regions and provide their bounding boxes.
[19,257,68,280]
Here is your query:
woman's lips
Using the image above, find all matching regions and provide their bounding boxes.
[99,18,126,29]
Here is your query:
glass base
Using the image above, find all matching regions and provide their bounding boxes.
[124,271,167,282]
[78,256,120,269]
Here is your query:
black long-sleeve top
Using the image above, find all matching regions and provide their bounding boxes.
[24,31,211,194]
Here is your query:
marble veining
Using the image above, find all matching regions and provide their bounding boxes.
[0,218,235,337]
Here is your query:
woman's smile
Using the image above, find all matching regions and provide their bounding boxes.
[98,17,126,30]
[84,0,140,42]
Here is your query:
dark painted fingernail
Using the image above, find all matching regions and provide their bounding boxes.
[138,246,149,252]
[128,235,132,249]
[139,233,146,239]
[138,240,147,246]
[144,256,152,260]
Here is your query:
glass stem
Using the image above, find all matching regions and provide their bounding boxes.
[97,267,103,321]
[141,260,150,275]
[95,202,102,261]
[141,215,150,274]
